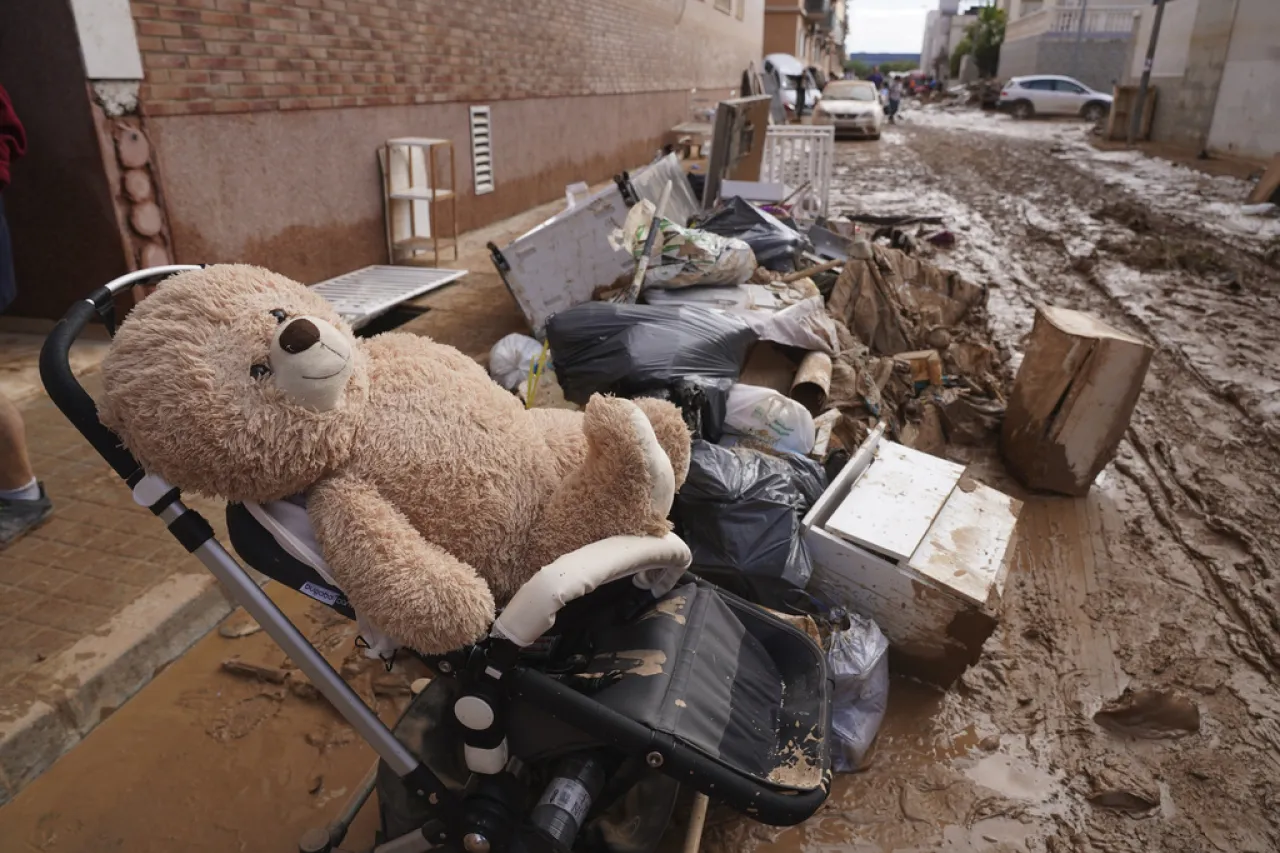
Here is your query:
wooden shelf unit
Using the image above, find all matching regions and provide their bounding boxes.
[380,137,459,267]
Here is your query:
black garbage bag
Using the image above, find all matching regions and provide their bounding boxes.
[694,197,810,273]
[673,440,828,609]
[634,377,734,442]
[545,303,757,405]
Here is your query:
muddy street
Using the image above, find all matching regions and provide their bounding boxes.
[718,111,1280,853]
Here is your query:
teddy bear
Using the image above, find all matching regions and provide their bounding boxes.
[98,265,691,655]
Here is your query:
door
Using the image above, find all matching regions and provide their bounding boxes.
[1020,79,1058,113]
[1053,79,1090,115]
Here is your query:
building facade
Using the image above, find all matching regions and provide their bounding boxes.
[996,0,1146,91]
[921,0,961,80]
[0,0,763,320]
[1123,0,1279,161]
[763,0,847,81]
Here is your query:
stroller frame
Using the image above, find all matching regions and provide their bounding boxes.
[40,266,832,853]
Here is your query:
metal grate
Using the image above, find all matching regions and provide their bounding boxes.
[470,106,494,195]
[310,265,466,329]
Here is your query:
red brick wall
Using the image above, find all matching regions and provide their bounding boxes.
[130,0,765,117]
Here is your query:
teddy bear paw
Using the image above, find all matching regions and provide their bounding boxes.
[583,395,676,520]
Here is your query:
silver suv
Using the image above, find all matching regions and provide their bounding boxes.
[997,75,1113,121]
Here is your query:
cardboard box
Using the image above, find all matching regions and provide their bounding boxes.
[1001,305,1153,496]
[803,425,1022,687]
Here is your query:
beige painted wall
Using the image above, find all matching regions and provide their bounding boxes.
[149,91,690,283]
[1206,0,1280,160]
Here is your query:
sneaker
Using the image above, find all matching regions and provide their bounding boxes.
[0,483,53,549]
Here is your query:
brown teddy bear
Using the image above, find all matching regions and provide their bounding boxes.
[98,265,691,654]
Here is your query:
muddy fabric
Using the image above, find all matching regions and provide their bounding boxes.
[826,244,985,356]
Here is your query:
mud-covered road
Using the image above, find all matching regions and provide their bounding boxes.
[712,111,1280,853]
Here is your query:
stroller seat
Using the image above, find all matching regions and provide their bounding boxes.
[227,499,831,798]
[530,580,827,792]
[227,497,830,820]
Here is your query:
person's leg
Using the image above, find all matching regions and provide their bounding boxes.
[0,194,53,547]
[0,390,35,490]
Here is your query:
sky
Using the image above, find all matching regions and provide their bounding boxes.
[845,0,988,55]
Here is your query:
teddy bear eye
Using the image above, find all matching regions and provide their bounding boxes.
[249,364,272,380]
[269,309,287,323]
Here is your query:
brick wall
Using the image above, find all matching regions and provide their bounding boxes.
[130,0,764,117]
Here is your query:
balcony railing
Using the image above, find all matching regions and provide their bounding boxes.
[805,0,831,21]
[1005,5,1141,42]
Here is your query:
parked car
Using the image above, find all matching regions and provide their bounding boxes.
[997,75,1113,121]
[763,53,822,118]
[814,80,885,139]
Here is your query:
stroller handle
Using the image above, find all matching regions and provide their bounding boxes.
[39,265,202,483]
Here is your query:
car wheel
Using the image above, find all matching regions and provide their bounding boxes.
[1082,102,1108,122]
[1011,100,1034,120]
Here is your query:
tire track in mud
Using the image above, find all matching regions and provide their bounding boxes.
[893,124,1280,677]
[831,124,1280,852]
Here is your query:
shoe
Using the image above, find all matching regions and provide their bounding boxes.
[0,483,53,549]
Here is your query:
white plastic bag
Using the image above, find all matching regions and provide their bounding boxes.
[740,295,839,355]
[489,334,546,391]
[723,384,816,455]
[828,613,890,772]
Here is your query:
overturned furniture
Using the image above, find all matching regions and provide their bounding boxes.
[488,155,693,336]
[1002,305,1153,497]
[803,424,1022,687]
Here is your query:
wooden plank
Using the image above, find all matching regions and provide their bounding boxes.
[907,481,1023,608]
[823,442,964,562]
[1247,155,1280,205]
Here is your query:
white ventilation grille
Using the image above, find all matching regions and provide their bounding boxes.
[470,106,494,195]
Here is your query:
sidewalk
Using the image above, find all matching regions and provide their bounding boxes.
[0,373,234,805]
[0,193,566,805]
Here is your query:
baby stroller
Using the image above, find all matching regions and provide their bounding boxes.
[40,266,834,853]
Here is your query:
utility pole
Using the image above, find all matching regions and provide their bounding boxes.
[1128,0,1168,147]
[1072,0,1090,81]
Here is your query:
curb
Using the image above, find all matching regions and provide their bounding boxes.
[0,573,233,805]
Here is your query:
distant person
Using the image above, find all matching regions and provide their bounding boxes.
[0,82,52,549]
[887,77,904,123]
[869,66,884,88]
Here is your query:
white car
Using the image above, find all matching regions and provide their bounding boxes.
[814,80,885,139]
[997,75,1113,121]
[764,53,822,118]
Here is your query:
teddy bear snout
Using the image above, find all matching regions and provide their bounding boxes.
[268,315,354,411]
[278,317,321,353]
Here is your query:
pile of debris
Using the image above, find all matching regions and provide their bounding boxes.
[485,115,1023,715]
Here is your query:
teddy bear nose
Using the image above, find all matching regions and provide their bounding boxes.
[278,317,321,354]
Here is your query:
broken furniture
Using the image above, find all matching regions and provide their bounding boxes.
[761,126,834,221]
[702,95,773,210]
[379,137,458,266]
[1002,305,1153,497]
[803,424,1022,687]
[489,155,698,336]
[308,265,466,331]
